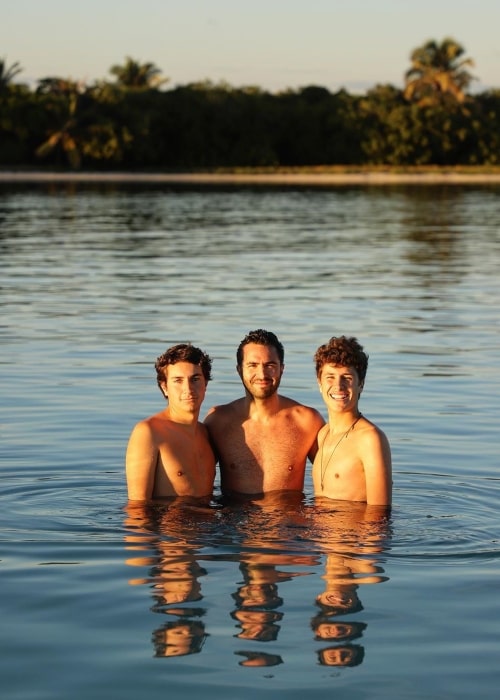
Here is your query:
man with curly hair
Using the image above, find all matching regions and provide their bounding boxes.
[126,343,216,501]
[313,336,392,506]
[204,329,324,496]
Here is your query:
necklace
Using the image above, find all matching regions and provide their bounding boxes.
[320,414,362,491]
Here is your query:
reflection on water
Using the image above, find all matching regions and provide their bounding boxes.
[124,494,391,668]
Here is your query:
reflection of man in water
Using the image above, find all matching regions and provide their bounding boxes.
[309,501,392,671]
[231,560,284,643]
[315,582,364,614]
[313,582,366,668]
[235,650,283,667]
[153,620,208,657]
[317,645,365,667]
[311,617,366,644]
[124,501,213,658]
[231,610,282,642]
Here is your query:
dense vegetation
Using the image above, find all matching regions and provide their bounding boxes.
[1,39,499,170]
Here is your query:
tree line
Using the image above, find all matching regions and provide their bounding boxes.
[1,38,499,170]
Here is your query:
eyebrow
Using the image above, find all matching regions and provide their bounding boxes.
[169,369,203,380]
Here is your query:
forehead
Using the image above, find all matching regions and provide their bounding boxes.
[241,343,281,363]
[320,363,358,377]
[164,361,203,379]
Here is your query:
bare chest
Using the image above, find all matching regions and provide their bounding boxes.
[154,430,215,497]
[312,438,366,500]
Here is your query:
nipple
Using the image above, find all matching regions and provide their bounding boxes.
[177,470,184,477]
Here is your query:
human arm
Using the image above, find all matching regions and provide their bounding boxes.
[306,409,327,462]
[125,421,158,501]
[359,427,392,506]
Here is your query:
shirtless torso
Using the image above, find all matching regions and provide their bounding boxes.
[312,415,392,506]
[205,395,325,495]
[126,357,216,501]
[126,411,216,500]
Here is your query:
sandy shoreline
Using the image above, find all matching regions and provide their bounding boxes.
[2,170,500,185]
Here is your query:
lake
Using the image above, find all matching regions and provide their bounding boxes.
[1,180,499,699]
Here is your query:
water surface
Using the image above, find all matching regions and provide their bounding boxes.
[1,182,499,699]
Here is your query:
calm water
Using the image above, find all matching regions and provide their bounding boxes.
[1,182,500,699]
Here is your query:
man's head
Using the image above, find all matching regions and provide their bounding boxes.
[155,343,213,392]
[314,336,368,384]
[236,329,284,400]
[236,329,284,366]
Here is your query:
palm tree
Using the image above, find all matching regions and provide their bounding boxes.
[109,57,168,89]
[0,57,23,92]
[404,38,475,105]
[35,79,86,168]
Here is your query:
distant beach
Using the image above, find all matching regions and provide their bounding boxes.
[2,169,500,185]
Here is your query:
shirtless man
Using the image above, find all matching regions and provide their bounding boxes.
[126,343,216,501]
[312,336,392,506]
[204,329,325,496]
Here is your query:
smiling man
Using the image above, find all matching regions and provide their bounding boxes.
[126,344,216,501]
[312,336,392,506]
[204,329,324,496]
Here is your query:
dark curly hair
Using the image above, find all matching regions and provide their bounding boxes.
[236,329,284,366]
[314,336,368,383]
[155,343,213,390]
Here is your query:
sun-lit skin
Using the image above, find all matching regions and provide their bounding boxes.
[205,332,325,495]
[312,337,392,506]
[126,355,216,501]
[160,362,207,420]
[237,343,284,401]
[318,363,363,424]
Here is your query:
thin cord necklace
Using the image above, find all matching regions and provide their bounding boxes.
[320,413,362,491]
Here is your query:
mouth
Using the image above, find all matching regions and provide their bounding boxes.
[328,392,348,401]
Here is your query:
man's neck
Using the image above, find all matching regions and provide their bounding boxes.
[245,392,281,420]
[327,410,362,434]
[164,406,199,427]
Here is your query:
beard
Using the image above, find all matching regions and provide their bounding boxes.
[242,376,281,400]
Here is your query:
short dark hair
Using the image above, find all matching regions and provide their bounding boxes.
[155,343,213,389]
[236,329,284,366]
[314,336,368,383]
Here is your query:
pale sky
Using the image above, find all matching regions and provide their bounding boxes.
[3,0,499,93]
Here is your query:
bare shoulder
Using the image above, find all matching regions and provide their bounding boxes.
[280,396,325,426]
[197,421,211,438]
[129,415,155,438]
[129,410,173,442]
[204,398,245,425]
[357,416,390,446]
[356,417,392,472]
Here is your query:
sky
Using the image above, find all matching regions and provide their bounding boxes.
[3,0,499,94]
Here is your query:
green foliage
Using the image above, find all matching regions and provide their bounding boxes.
[0,42,499,169]
[109,57,168,89]
[404,38,475,106]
